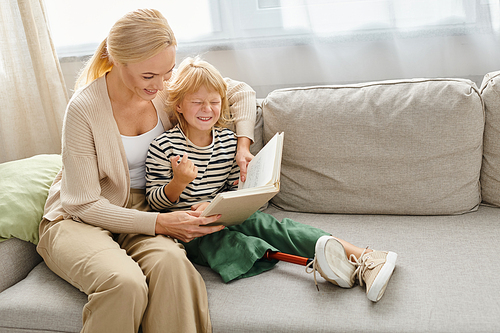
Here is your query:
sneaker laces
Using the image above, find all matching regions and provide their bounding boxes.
[305,256,320,291]
[349,247,381,287]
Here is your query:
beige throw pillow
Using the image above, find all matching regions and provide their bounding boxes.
[263,79,483,215]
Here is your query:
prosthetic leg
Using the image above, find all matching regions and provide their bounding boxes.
[263,250,313,266]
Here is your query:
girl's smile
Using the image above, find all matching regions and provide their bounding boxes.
[177,85,222,145]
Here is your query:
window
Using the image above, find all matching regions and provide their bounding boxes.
[227,0,480,38]
[45,0,496,58]
[44,0,218,57]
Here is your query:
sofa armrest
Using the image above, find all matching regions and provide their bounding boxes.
[0,238,42,293]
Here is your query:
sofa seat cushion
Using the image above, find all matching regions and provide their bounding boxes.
[0,261,86,333]
[202,205,500,332]
[0,238,42,293]
[0,206,499,332]
[263,79,483,215]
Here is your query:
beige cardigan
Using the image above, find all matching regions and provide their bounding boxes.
[43,75,256,235]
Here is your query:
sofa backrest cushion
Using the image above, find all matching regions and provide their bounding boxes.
[262,79,483,215]
[480,71,500,207]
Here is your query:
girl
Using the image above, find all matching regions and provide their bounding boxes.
[145,57,398,303]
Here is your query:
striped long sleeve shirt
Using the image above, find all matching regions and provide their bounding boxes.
[146,125,240,212]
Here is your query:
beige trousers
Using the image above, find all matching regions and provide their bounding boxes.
[37,189,211,333]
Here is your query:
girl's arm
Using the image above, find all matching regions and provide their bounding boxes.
[163,154,198,202]
[190,154,239,213]
[146,139,180,211]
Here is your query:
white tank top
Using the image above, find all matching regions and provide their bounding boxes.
[121,113,164,189]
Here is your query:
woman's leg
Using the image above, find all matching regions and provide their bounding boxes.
[118,234,212,333]
[121,189,211,333]
[37,219,148,333]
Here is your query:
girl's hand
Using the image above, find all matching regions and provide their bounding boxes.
[191,202,211,212]
[155,210,224,243]
[170,153,198,186]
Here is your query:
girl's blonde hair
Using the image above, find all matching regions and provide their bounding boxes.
[75,9,177,90]
[166,57,233,135]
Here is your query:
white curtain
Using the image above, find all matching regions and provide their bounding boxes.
[192,0,500,97]
[0,0,67,163]
[43,0,500,98]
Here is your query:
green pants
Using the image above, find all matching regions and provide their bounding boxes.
[182,210,329,283]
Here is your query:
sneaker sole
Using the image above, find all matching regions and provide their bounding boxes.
[366,251,397,302]
[315,236,355,288]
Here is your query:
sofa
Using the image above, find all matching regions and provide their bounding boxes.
[2,70,500,333]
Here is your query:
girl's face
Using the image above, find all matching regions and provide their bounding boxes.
[116,45,176,101]
[177,85,221,138]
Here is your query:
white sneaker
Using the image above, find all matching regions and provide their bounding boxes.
[306,236,356,289]
[351,250,398,302]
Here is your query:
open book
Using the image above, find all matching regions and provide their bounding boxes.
[201,132,284,226]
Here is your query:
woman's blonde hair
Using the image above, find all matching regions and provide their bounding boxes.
[166,57,233,135]
[75,9,177,90]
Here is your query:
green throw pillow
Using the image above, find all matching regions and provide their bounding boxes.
[0,154,62,245]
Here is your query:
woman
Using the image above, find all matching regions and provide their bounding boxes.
[37,9,255,333]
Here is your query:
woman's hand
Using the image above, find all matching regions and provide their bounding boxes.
[155,210,224,243]
[236,137,254,182]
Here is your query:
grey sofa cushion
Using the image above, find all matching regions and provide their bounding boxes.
[1,206,499,332]
[263,79,483,215]
[0,262,86,333]
[480,70,500,207]
[0,237,42,293]
[202,205,500,332]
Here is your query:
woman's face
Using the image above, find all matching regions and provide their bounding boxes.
[117,45,176,101]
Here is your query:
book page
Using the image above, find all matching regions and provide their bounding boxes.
[200,132,283,226]
[239,133,281,190]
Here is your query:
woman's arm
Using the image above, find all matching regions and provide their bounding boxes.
[236,137,253,182]
[225,78,257,181]
[155,210,224,243]
[60,96,157,235]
